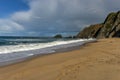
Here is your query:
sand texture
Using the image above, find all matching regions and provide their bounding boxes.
[0,38,120,80]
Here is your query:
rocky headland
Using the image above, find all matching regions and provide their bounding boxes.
[77,11,120,38]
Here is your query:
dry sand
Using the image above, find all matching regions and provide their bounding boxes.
[0,38,120,80]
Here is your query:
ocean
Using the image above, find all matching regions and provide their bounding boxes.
[0,36,96,66]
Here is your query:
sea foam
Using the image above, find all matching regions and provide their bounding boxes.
[0,38,95,54]
[0,38,96,66]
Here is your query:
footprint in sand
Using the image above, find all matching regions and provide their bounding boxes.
[56,64,82,80]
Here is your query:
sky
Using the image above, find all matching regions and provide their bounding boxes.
[0,0,120,37]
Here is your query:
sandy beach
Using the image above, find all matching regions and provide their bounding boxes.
[0,38,120,80]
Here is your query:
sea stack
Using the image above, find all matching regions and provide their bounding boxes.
[77,11,120,38]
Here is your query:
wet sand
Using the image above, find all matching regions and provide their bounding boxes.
[0,38,120,80]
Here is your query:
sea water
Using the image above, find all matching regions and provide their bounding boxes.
[0,36,96,66]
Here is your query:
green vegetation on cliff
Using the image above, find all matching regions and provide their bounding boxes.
[77,11,120,38]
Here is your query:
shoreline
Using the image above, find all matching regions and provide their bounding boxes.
[0,39,96,67]
[0,38,119,80]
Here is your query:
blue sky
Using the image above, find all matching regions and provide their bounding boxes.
[0,0,29,18]
[0,0,120,36]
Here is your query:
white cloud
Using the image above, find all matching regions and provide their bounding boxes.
[0,0,120,36]
[12,11,31,22]
[0,19,24,32]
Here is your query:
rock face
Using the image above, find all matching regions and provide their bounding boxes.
[77,11,120,38]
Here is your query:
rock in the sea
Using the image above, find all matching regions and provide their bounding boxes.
[54,34,62,38]
[77,11,120,38]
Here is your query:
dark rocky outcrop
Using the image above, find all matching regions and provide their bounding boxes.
[77,24,103,38]
[54,34,62,38]
[77,11,120,38]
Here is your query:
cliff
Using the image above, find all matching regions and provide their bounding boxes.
[77,11,120,38]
